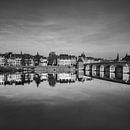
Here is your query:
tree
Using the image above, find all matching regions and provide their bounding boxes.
[48,52,57,65]
[48,74,56,87]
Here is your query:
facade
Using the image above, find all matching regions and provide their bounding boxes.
[77,58,84,70]
[57,54,77,66]
[15,57,22,66]
[0,74,5,85]
[0,55,5,66]
[24,58,34,66]
[70,56,77,66]
[7,58,16,66]
[57,73,76,83]
[39,57,48,66]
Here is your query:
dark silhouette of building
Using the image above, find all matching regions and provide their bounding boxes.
[122,53,130,61]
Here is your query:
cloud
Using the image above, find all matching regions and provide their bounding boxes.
[0,0,130,57]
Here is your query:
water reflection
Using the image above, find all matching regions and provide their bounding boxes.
[0,72,34,86]
[0,70,130,87]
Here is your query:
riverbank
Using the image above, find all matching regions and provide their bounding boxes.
[0,66,21,73]
[35,66,76,73]
[0,65,76,74]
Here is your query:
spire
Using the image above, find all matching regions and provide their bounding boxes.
[37,52,39,56]
[81,52,85,58]
[125,53,128,58]
[116,53,119,61]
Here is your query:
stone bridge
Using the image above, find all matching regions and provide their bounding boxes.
[85,61,130,74]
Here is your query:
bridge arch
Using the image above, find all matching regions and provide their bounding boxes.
[92,70,97,77]
[92,65,97,71]
[100,65,105,72]
[85,64,92,71]
[110,65,116,73]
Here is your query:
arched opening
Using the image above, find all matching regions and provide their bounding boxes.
[100,71,104,78]
[85,64,91,71]
[92,65,97,71]
[100,65,104,72]
[110,65,116,73]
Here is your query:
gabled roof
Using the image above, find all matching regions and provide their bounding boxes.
[78,58,83,62]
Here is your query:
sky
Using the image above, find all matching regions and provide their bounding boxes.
[0,0,130,58]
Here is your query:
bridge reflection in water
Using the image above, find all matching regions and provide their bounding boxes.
[85,69,130,85]
[0,69,130,87]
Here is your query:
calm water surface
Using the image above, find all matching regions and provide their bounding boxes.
[0,72,130,130]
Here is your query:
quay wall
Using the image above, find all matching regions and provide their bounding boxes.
[35,66,76,73]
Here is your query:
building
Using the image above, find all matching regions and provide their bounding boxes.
[0,74,5,85]
[79,53,103,64]
[77,57,84,70]
[77,70,85,82]
[0,55,5,66]
[57,54,77,66]
[70,55,77,66]
[122,54,130,61]
[15,57,22,66]
[7,57,16,66]
[39,57,48,66]
[22,54,34,66]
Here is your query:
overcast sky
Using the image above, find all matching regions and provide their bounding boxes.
[0,0,130,58]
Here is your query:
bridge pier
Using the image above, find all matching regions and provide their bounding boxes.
[115,65,123,73]
[104,65,110,73]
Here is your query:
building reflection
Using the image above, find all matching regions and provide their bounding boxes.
[77,71,85,82]
[0,72,34,86]
[48,74,57,87]
[0,70,130,87]
[57,73,76,83]
[33,74,41,87]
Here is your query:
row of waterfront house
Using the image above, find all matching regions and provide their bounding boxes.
[0,52,129,68]
[0,52,103,67]
[0,52,47,67]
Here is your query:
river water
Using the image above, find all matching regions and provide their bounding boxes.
[0,71,130,130]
